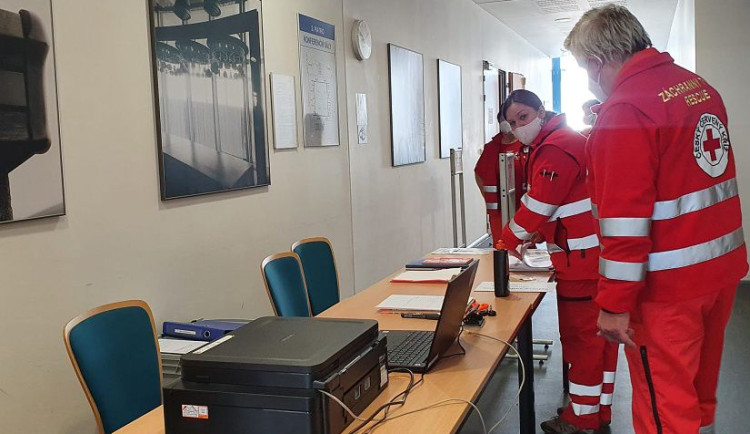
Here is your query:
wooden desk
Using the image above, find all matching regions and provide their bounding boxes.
[115,253,548,434]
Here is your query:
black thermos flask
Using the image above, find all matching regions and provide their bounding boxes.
[493,242,510,297]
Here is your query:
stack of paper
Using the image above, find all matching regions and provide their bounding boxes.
[432,247,491,255]
[376,294,445,312]
[390,268,462,283]
[158,338,208,380]
[474,281,556,293]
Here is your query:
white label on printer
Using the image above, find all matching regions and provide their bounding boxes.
[193,335,233,354]
[182,404,209,419]
[379,364,388,387]
[174,328,197,336]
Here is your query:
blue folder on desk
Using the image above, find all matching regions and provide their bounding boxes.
[163,320,249,342]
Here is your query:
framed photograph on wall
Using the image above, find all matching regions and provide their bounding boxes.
[437,59,462,159]
[148,0,270,200]
[388,44,425,167]
[0,1,65,224]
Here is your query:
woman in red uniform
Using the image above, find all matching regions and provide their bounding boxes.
[474,114,525,246]
[499,89,618,434]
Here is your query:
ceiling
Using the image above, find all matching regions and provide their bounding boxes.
[474,0,678,57]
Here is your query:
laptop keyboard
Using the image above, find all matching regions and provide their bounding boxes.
[387,331,434,367]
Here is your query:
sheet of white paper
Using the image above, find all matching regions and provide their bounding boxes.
[521,249,553,268]
[270,73,298,149]
[376,294,444,311]
[474,281,556,293]
[158,338,208,355]
[391,268,462,282]
[356,93,368,126]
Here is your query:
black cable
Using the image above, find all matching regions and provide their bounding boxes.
[346,368,419,434]
[359,370,425,434]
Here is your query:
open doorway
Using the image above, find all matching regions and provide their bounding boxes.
[560,52,596,132]
[483,61,509,144]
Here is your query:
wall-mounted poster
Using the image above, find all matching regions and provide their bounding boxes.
[388,44,425,167]
[270,73,298,150]
[298,14,339,147]
[0,1,65,224]
[437,59,462,159]
[149,0,269,200]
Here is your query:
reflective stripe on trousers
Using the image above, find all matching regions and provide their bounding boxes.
[569,381,602,397]
[571,403,600,416]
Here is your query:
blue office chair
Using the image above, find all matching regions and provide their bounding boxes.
[63,300,162,434]
[261,252,313,317]
[292,237,341,315]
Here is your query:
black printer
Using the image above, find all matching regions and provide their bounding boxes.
[163,316,388,434]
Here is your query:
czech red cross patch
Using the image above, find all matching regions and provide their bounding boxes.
[693,113,730,178]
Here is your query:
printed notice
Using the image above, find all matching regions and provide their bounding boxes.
[270,73,298,149]
[298,14,340,147]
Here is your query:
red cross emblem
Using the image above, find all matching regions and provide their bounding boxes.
[694,114,729,178]
[702,128,722,162]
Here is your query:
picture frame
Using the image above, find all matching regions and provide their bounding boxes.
[148,0,270,200]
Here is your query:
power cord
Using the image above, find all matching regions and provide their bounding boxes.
[321,369,487,434]
[318,368,423,434]
[320,333,525,434]
[465,331,526,433]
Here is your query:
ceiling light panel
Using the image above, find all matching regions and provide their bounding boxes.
[588,0,628,8]
[535,0,580,14]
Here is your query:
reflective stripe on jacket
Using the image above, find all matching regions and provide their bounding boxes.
[587,48,748,313]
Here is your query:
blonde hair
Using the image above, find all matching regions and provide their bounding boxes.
[564,5,652,63]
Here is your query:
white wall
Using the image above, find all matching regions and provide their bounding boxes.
[0,1,353,433]
[696,0,750,268]
[0,0,549,432]
[666,0,695,71]
[343,0,551,290]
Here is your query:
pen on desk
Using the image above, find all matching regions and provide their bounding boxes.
[401,313,441,320]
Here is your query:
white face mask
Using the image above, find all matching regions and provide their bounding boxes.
[513,116,543,145]
[499,120,512,134]
[588,62,608,102]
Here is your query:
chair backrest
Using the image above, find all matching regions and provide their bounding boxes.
[63,300,162,434]
[261,252,312,317]
[292,237,341,315]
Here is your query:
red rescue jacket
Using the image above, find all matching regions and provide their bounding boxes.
[475,133,525,244]
[502,114,600,282]
[587,48,748,313]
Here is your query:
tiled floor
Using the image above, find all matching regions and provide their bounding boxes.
[457,283,750,433]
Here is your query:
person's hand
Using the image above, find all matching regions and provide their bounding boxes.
[508,247,523,260]
[597,310,636,348]
[529,233,544,244]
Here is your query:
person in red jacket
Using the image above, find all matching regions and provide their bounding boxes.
[565,5,748,433]
[500,89,618,434]
[475,114,525,246]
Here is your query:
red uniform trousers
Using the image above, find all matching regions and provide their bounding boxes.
[489,214,504,247]
[626,282,738,434]
[557,279,619,430]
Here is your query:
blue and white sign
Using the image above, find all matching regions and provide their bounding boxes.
[298,14,339,147]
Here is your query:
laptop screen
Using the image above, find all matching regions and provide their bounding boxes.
[424,260,479,367]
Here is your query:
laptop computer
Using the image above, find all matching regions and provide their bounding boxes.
[382,259,479,373]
